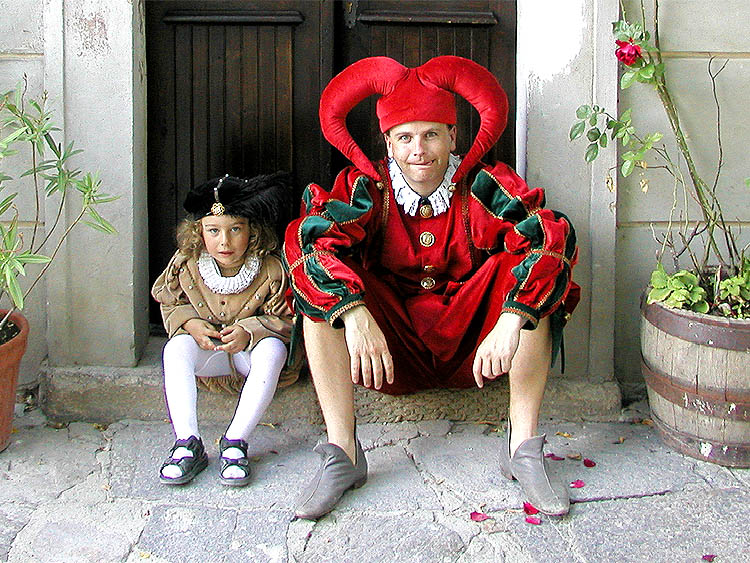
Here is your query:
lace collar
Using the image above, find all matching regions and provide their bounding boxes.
[388,154,461,217]
[197,252,261,295]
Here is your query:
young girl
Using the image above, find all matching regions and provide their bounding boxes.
[151,172,294,486]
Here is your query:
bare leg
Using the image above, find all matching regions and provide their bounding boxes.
[507,316,552,455]
[303,317,357,463]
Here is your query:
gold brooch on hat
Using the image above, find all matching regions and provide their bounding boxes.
[210,174,229,216]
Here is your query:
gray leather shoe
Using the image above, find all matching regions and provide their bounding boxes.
[295,438,367,520]
[500,424,570,516]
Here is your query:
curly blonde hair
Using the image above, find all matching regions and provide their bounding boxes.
[176,216,278,261]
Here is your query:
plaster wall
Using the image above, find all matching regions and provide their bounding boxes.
[42,0,149,367]
[519,0,619,384]
[0,1,48,386]
[616,0,750,398]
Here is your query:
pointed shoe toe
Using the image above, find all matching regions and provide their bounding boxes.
[295,439,368,520]
[509,435,569,516]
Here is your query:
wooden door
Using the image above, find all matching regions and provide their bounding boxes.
[146,0,515,325]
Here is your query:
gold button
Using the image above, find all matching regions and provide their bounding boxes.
[423,264,436,272]
[421,277,436,290]
[419,204,433,218]
[419,232,435,247]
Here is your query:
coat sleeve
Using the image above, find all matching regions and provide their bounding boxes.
[470,162,578,327]
[151,251,201,337]
[235,257,294,349]
[282,166,377,327]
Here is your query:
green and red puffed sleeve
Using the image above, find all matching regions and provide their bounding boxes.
[470,162,578,328]
[283,166,377,326]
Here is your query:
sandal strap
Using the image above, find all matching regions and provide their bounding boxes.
[170,435,206,458]
[219,436,248,458]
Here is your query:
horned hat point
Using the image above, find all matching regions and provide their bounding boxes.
[319,55,508,183]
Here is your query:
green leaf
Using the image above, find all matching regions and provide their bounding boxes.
[5,270,23,309]
[585,142,599,163]
[569,121,586,141]
[668,277,687,290]
[621,159,635,177]
[621,71,638,89]
[622,151,636,161]
[0,192,17,215]
[588,114,598,126]
[622,133,631,146]
[692,300,709,314]
[586,127,601,142]
[17,252,51,264]
[649,263,669,288]
[647,287,671,302]
[576,105,591,119]
[599,134,608,148]
[639,64,655,80]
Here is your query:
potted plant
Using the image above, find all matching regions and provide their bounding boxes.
[570,1,749,467]
[0,78,116,451]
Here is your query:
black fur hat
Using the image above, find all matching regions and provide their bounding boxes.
[183,172,292,233]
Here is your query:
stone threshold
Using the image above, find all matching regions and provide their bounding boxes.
[40,337,622,425]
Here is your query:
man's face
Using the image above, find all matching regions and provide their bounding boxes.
[385,121,456,196]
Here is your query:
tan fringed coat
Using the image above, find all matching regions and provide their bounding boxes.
[151,251,300,389]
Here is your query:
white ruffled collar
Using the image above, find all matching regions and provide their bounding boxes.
[388,154,461,217]
[197,252,261,295]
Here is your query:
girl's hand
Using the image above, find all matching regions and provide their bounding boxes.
[216,324,251,354]
[183,318,222,350]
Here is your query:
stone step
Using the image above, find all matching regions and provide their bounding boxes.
[40,337,621,425]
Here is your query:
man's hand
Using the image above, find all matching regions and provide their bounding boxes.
[472,312,526,388]
[215,324,251,354]
[183,318,223,351]
[341,305,394,390]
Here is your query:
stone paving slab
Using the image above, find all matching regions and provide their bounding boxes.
[1,407,749,563]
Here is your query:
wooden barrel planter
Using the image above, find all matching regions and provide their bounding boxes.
[640,297,750,467]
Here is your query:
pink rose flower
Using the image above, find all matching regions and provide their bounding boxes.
[615,39,642,66]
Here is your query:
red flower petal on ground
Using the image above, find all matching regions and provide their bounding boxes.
[569,480,585,488]
[544,453,565,461]
[523,502,539,515]
[583,458,596,467]
[615,39,642,66]
[525,516,542,525]
[470,511,490,522]
[702,556,716,562]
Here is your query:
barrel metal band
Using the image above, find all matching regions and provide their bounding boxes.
[641,298,750,351]
[641,357,750,422]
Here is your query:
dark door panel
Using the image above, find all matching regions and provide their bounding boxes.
[146,0,515,325]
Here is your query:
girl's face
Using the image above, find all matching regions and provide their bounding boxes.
[200,215,251,271]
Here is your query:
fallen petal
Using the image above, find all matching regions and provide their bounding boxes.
[523,502,539,515]
[641,419,654,426]
[470,511,491,522]
[567,453,582,460]
[544,453,565,461]
[525,516,542,525]
[613,436,626,444]
[583,458,596,467]
[555,431,573,438]
[702,556,716,562]
[570,480,585,488]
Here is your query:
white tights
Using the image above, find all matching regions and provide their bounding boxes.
[163,334,286,444]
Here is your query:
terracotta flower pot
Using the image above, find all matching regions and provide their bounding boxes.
[0,310,29,452]
[640,297,750,467]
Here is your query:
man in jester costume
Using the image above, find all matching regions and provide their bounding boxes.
[284,56,580,519]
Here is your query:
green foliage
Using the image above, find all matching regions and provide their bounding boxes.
[647,263,709,314]
[570,2,745,319]
[0,78,117,329]
[716,259,750,318]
